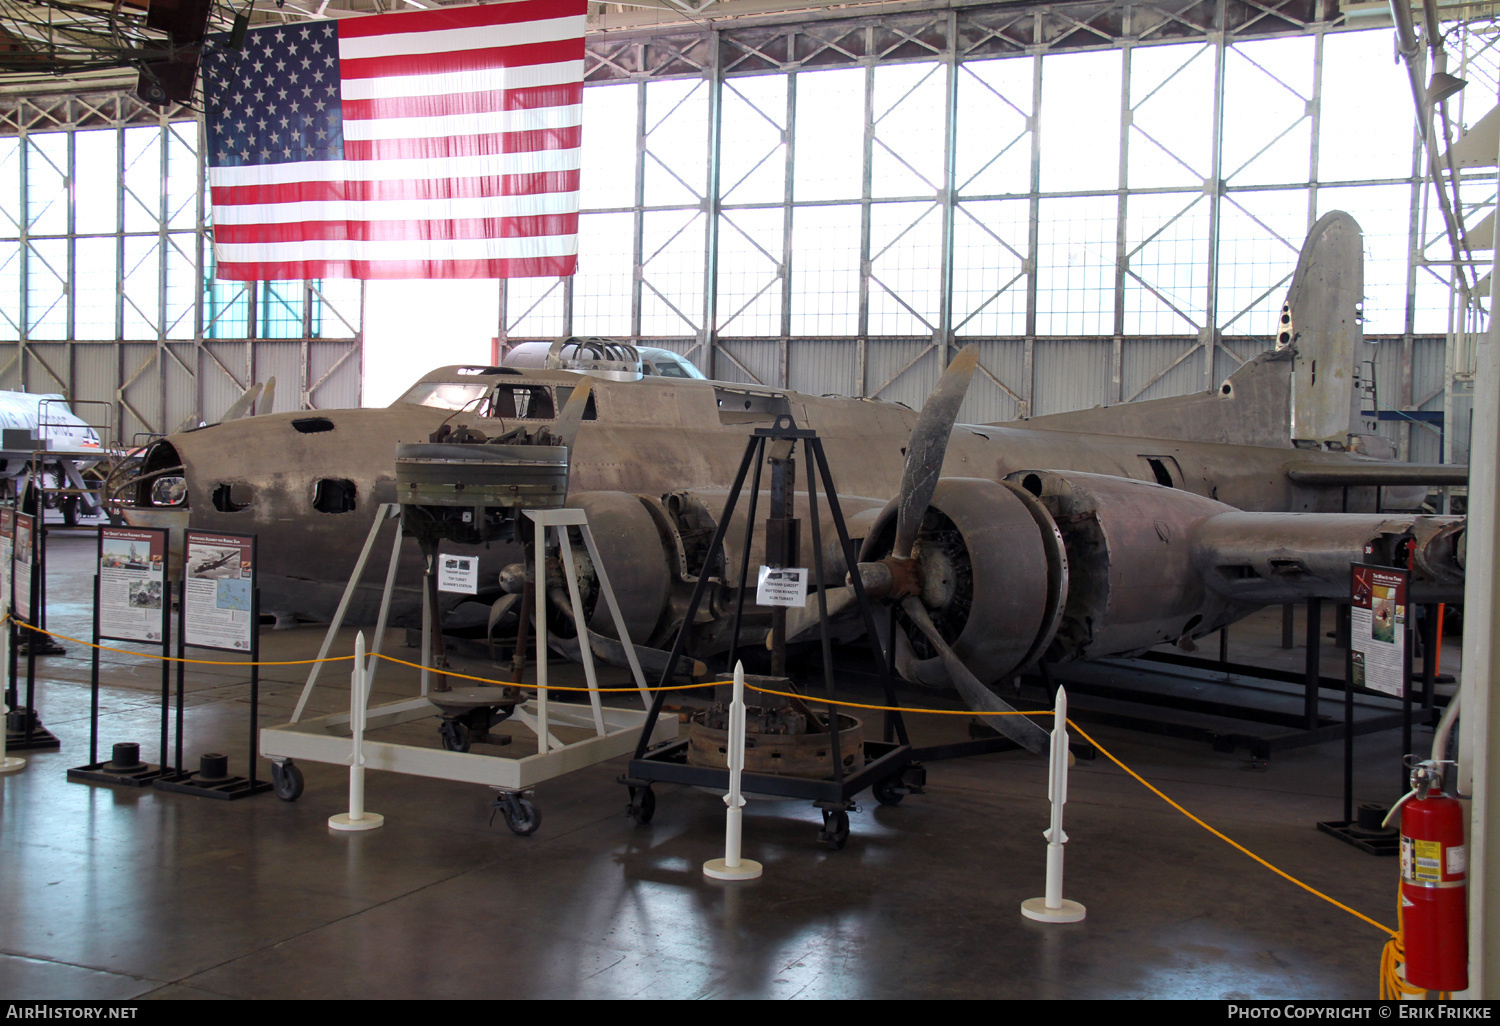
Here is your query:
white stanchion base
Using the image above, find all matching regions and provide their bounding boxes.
[329,812,384,832]
[703,858,762,880]
[0,756,25,774]
[1021,897,1086,923]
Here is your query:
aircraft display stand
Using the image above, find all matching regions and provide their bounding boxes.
[621,417,929,850]
[259,503,676,834]
[1031,597,1427,761]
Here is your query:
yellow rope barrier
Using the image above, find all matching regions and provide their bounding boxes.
[371,652,721,694]
[746,682,1051,717]
[13,620,356,667]
[12,614,1398,947]
[1065,720,1396,939]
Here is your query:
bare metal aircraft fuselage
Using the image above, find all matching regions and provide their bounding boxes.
[128,363,1460,673]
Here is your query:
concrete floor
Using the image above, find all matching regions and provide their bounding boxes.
[0,521,1440,999]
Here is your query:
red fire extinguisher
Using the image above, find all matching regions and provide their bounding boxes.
[1388,760,1468,992]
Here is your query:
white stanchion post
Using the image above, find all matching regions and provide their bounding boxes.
[330,631,383,832]
[0,618,22,775]
[704,661,762,880]
[1022,686,1084,923]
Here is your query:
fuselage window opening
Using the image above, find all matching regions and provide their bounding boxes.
[1141,455,1181,488]
[552,386,598,420]
[212,482,252,513]
[150,476,187,507]
[313,478,357,514]
[488,385,556,420]
[398,382,491,411]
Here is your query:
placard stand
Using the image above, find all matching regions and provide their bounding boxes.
[69,526,171,787]
[7,510,57,752]
[1316,562,1413,855]
[154,531,269,800]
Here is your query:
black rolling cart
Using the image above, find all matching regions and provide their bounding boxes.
[620,415,1040,848]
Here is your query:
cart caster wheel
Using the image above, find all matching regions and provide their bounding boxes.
[439,720,470,753]
[272,761,304,802]
[872,775,904,806]
[504,797,541,836]
[627,786,656,825]
[819,808,850,850]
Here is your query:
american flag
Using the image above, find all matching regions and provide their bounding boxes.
[201,0,584,280]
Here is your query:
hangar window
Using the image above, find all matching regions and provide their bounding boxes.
[212,482,252,512]
[313,479,357,514]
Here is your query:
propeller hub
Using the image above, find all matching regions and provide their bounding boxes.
[853,555,923,601]
[915,540,958,610]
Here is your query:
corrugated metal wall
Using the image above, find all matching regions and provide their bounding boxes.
[0,339,361,446]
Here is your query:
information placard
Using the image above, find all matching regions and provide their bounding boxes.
[183,531,255,652]
[756,565,809,608]
[0,508,13,614]
[438,552,479,595]
[1350,563,1408,698]
[99,526,166,643]
[13,511,33,624]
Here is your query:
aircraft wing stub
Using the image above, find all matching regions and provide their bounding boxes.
[1284,463,1468,486]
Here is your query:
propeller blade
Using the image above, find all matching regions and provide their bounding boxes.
[784,585,860,644]
[893,344,979,559]
[544,621,706,680]
[256,376,276,416]
[486,592,520,637]
[901,595,1050,756]
[220,382,264,423]
[553,378,595,452]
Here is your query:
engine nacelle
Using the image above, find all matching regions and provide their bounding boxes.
[1007,470,1240,663]
[554,490,675,646]
[861,477,1068,686]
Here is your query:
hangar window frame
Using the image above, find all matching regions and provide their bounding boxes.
[0,90,363,442]
[498,0,1477,467]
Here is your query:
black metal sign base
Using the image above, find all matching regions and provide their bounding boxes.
[6,707,58,751]
[1316,819,1399,856]
[153,772,273,801]
[68,761,166,788]
[16,635,65,657]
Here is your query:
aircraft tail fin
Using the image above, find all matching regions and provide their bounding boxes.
[1012,210,1379,453]
[1279,210,1379,452]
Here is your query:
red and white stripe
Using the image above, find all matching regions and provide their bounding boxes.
[209,0,584,281]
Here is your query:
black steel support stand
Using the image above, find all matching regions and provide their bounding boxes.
[1419,603,1439,725]
[5,616,14,721]
[9,513,58,752]
[19,487,62,657]
[1304,597,1321,731]
[1044,594,1410,760]
[621,418,918,844]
